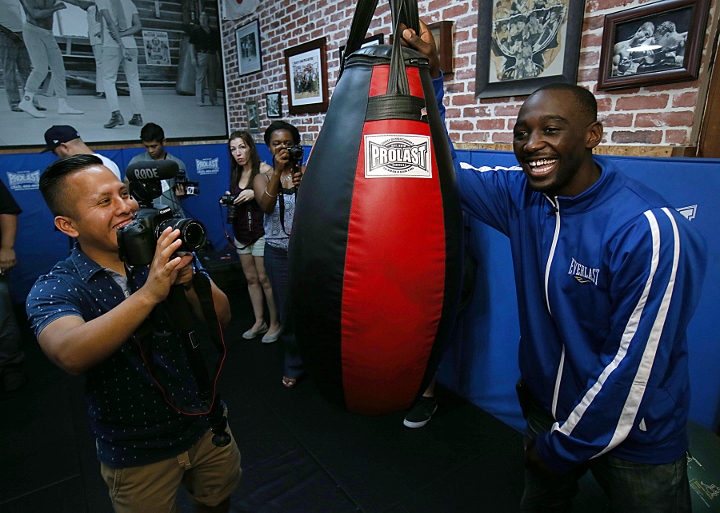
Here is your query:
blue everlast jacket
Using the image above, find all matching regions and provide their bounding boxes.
[432,76,708,474]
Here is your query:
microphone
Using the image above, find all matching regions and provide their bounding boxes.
[125,160,178,182]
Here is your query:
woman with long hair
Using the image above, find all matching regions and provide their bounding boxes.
[224,130,281,343]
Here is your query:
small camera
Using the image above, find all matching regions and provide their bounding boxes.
[117,207,207,267]
[287,145,304,163]
[219,193,239,224]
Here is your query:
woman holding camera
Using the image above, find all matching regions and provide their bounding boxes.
[253,121,305,388]
[224,130,282,343]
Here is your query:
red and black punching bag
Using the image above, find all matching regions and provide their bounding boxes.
[288,0,463,415]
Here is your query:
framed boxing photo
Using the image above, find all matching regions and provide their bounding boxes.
[597,0,710,91]
[265,92,282,118]
[475,0,585,99]
[284,37,329,115]
[236,19,262,76]
[245,100,259,133]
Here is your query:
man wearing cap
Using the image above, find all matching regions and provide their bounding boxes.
[16,0,90,118]
[43,125,122,180]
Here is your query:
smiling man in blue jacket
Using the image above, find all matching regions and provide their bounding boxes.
[404,22,707,512]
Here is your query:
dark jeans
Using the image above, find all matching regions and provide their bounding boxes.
[520,386,691,513]
[264,244,303,379]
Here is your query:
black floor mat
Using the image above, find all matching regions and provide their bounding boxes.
[2,289,614,513]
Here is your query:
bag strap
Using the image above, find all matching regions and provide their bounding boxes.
[340,0,420,80]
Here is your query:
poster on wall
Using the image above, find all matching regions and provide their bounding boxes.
[143,30,172,66]
[0,1,228,150]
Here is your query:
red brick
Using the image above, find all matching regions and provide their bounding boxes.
[577,68,598,82]
[463,105,491,117]
[596,98,612,112]
[458,41,477,54]
[635,111,695,127]
[451,93,477,106]
[449,119,475,131]
[493,132,513,144]
[672,91,698,108]
[611,131,663,144]
[494,104,520,117]
[582,33,603,48]
[585,14,605,31]
[453,68,475,80]
[476,118,505,130]
[455,29,470,42]
[442,4,469,18]
[616,95,669,110]
[462,132,489,143]
[581,50,601,67]
[665,130,689,145]
[599,113,633,127]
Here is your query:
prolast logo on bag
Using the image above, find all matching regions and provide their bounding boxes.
[364,134,432,178]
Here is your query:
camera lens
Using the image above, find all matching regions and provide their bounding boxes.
[158,218,207,251]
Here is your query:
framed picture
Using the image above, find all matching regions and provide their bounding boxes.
[284,37,329,115]
[265,92,282,118]
[428,21,454,75]
[0,1,229,148]
[338,34,384,66]
[475,0,585,99]
[236,19,262,76]
[246,101,259,132]
[597,0,710,91]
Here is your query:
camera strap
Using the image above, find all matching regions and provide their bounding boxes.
[131,263,227,417]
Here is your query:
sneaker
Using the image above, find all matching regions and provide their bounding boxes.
[18,97,46,118]
[403,396,438,428]
[104,111,124,129]
[129,114,143,126]
[32,100,46,111]
[94,92,106,99]
[10,105,22,112]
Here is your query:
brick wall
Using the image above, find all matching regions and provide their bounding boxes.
[220,0,718,150]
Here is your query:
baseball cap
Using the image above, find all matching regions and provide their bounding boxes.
[42,125,81,153]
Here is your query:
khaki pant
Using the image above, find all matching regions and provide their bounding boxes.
[100,426,241,513]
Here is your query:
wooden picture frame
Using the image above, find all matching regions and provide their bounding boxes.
[475,0,585,99]
[236,19,262,76]
[597,0,709,91]
[246,100,259,132]
[428,21,454,75]
[338,34,384,66]
[284,38,329,115]
[265,92,282,118]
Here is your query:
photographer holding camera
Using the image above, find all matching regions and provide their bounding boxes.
[221,130,281,343]
[253,121,305,388]
[26,155,241,513]
[128,123,190,217]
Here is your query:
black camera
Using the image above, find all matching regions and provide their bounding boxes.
[287,145,304,162]
[118,207,206,267]
[219,193,238,224]
[118,161,207,266]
